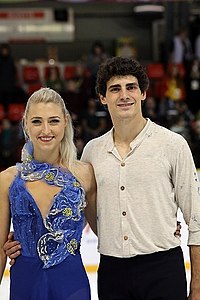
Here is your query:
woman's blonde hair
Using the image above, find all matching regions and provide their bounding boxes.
[23,87,77,171]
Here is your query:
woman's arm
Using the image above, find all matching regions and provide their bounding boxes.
[0,170,11,284]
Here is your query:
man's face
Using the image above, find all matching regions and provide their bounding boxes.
[100,75,146,121]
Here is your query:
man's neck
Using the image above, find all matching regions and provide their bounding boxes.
[113,117,147,145]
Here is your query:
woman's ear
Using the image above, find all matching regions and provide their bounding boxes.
[64,115,68,127]
[22,118,29,139]
[24,128,29,140]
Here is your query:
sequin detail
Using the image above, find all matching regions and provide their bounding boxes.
[10,141,86,269]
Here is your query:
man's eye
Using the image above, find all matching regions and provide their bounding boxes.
[127,85,136,90]
[111,87,120,92]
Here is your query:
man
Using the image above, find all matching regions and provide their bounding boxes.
[4,57,200,299]
[81,57,200,299]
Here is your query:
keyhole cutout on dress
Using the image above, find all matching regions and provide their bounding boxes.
[26,180,62,219]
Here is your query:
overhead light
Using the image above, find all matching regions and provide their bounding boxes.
[134,5,165,14]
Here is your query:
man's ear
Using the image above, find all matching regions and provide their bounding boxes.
[100,94,107,105]
[141,92,147,101]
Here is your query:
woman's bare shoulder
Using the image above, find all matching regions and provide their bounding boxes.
[0,166,17,187]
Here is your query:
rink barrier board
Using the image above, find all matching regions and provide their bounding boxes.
[3,265,99,278]
[3,262,191,278]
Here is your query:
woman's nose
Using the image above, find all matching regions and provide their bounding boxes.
[42,122,51,134]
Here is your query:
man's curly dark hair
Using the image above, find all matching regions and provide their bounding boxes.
[96,56,149,97]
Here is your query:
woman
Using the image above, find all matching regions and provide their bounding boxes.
[0,87,97,299]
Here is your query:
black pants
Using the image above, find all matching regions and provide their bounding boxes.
[98,247,187,300]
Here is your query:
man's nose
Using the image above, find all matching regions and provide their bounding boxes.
[120,88,129,99]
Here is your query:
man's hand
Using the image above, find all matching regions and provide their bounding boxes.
[188,291,200,300]
[3,232,21,266]
[188,286,200,300]
[174,221,181,237]
[188,245,200,300]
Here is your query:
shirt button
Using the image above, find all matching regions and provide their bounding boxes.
[120,186,125,191]
[124,236,128,241]
[121,162,125,167]
[122,211,126,216]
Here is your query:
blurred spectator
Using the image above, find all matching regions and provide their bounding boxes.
[0,119,17,168]
[170,115,191,142]
[0,44,17,110]
[116,37,137,59]
[86,41,109,96]
[170,28,193,71]
[195,31,200,60]
[161,63,186,113]
[74,123,85,159]
[159,64,191,128]
[62,78,86,122]
[190,119,200,168]
[142,96,160,123]
[73,61,93,99]
[81,98,108,143]
[185,59,200,115]
[174,101,194,124]
[158,100,194,140]
[45,66,65,94]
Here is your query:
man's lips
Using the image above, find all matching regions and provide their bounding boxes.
[117,102,134,107]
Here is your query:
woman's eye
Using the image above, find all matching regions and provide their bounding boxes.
[50,119,60,124]
[32,120,41,125]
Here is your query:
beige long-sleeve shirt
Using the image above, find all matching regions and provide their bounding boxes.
[81,119,200,257]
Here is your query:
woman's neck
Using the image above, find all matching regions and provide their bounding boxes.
[33,151,61,166]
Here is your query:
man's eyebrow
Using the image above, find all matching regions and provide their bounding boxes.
[108,82,139,90]
[126,82,139,87]
[108,84,121,89]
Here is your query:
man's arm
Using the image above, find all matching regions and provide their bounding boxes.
[188,245,200,300]
[3,232,21,266]
[82,163,97,235]
[0,171,11,283]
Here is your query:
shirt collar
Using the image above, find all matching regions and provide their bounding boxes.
[106,118,154,153]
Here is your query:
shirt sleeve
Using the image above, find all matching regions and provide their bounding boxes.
[172,138,200,245]
[81,141,92,164]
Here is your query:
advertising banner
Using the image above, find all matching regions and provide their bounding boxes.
[0,8,75,42]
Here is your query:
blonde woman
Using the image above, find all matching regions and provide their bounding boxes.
[0,88,96,299]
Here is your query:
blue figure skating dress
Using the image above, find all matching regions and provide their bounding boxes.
[8,142,91,300]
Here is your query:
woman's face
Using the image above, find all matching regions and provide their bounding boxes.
[25,102,67,157]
